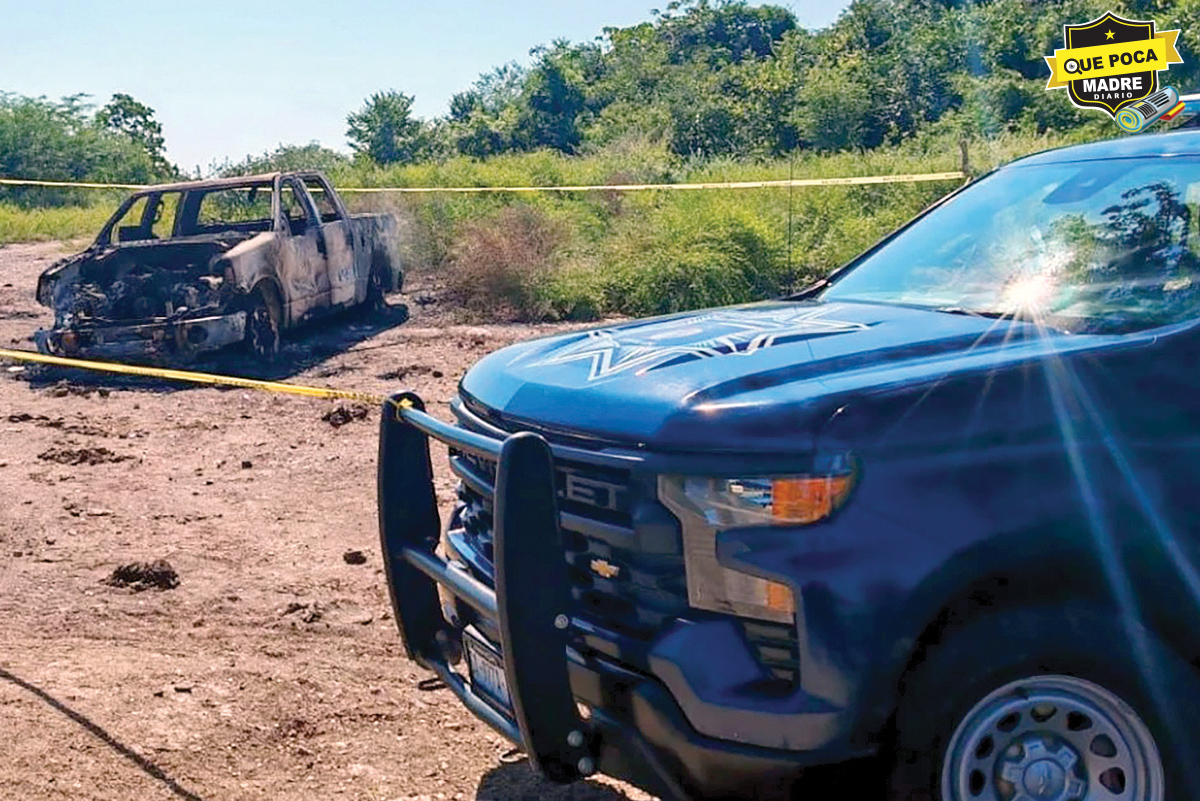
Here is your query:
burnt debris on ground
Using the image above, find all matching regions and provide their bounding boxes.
[38,446,132,466]
[321,403,370,428]
[45,380,110,399]
[104,559,180,591]
[9,412,111,437]
[377,364,443,381]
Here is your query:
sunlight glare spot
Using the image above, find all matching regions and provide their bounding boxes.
[1003,273,1056,310]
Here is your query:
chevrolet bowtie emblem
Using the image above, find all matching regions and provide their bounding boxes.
[590,559,621,580]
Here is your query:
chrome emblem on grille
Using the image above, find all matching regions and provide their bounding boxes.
[563,471,623,512]
[590,559,621,579]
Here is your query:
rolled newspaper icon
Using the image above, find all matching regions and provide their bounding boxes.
[1116,87,1180,133]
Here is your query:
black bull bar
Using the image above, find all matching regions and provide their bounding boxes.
[377,391,600,784]
[377,393,808,800]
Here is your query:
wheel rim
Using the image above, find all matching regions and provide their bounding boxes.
[247,306,277,355]
[941,675,1164,801]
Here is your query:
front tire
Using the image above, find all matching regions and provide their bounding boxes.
[889,607,1200,801]
[245,291,280,359]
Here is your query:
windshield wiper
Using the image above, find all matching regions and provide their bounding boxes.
[783,278,831,301]
[933,306,1028,320]
[932,306,989,317]
[932,306,1074,333]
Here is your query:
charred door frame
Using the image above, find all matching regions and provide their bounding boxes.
[275,176,334,324]
[299,175,356,309]
[96,193,161,247]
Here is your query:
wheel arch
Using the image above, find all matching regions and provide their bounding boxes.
[246,277,286,328]
[858,526,1200,750]
[881,599,1200,800]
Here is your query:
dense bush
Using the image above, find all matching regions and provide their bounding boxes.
[442,205,567,320]
[0,93,175,207]
[596,200,787,315]
[331,127,1096,321]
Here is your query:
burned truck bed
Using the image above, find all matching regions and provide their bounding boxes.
[35,171,402,363]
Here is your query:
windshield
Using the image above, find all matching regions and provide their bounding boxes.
[192,183,275,231]
[822,155,1200,334]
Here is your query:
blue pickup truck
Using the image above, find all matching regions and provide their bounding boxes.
[378,130,1200,801]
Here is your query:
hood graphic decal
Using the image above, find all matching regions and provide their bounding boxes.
[524,306,869,381]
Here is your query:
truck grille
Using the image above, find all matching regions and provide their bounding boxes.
[446,416,800,688]
[562,528,688,641]
[451,451,687,643]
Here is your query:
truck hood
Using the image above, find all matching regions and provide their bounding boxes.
[459,300,1064,452]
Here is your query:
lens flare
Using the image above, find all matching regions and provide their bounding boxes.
[1003,272,1056,310]
[1037,339,1196,785]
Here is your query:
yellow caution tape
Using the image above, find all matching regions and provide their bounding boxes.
[0,346,410,408]
[0,178,152,190]
[338,172,967,193]
[0,171,967,194]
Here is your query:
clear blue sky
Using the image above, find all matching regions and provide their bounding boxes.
[0,0,851,173]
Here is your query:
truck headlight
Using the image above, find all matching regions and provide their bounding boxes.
[659,463,856,623]
[680,474,855,528]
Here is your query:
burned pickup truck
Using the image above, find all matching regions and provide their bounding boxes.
[34,171,402,361]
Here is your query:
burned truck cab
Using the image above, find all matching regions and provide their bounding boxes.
[35,182,264,361]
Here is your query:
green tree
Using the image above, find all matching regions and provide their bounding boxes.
[793,61,880,150]
[448,63,526,157]
[515,41,599,153]
[581,23,674,147]
[450,62,527,121]
[346,90,430,165]
[219,142,350,177]
[0,93,159,205]
[584,2,799,156]
[96,93,172,177]
[655,0,796,66]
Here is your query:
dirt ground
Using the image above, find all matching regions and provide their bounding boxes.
[0,242,656,801]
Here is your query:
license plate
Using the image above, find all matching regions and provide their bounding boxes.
[464,632,512,713]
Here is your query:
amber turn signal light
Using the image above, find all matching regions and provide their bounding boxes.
[771,475,854,524]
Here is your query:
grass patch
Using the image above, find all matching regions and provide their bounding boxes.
[442,204,567,320]
[0,203,111,245]
[3,128,1106,318]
